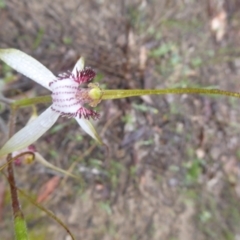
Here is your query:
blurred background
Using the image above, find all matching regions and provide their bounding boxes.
[1,0,240,239]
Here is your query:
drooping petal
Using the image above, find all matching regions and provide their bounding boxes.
[0,48,56,90]
[75,117,102,144]
[0,106,60,157]
[72,56,84,75]
[35,152,79,179]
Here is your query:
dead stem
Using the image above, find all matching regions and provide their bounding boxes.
[6,107,24,218]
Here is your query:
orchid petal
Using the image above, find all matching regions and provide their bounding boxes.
[0,107,60,157]
[72,56,84,75]
[0,48,56,90]
[75,118,102,144]
[35,152,80,179]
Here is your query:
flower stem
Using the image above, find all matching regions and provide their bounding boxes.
[101,88,240,99]
[7,107,29,240]
[12,95,52,108]
[14,216,29,240]
[10,88,240,109]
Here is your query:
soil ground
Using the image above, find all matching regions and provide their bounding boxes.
[1,1,240,239]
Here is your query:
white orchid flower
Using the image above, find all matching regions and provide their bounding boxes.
[0,49,102,157]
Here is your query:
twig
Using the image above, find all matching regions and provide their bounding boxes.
[0,95,15,105]
[6,107,23,217]
[6,106,28,239]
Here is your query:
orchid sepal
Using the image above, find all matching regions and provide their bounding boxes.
[0,49,56,90]
[0,107,60,157]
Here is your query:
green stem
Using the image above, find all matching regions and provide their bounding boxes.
[102,88,240,99]
[12,95,52,108]
[9,88,240,109]
[14,216,29,240]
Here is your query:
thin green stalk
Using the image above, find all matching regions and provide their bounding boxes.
[9,88,240,109]
[14,216,28,240]
[17,188,75,240]
[12,95,52,108]
[101,88,240,99]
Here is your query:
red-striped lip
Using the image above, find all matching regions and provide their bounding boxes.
[49,69,99,120]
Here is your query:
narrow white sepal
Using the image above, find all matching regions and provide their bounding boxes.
[0,106,60,157]
[72,56,85,75]
[75,118,102,144]
[0,48,56,90]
